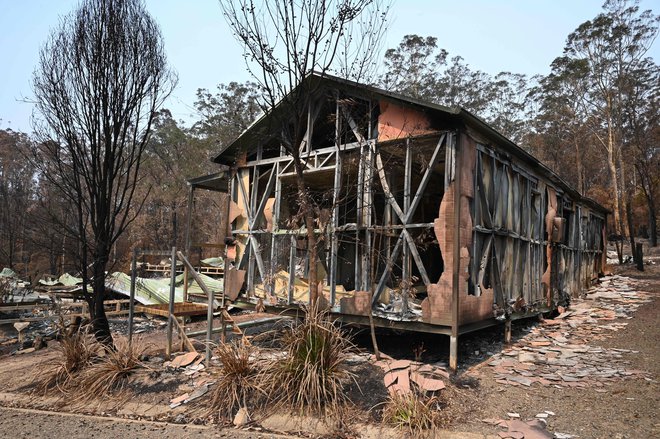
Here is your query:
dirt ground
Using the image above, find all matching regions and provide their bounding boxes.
[0,243,657,439]
[457,265,659,438]
[0,406,288,439]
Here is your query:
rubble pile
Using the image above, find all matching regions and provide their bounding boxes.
[483,275,653,389]
[164,352,214,409]
[370,354,450,394]
[483,415,559,439]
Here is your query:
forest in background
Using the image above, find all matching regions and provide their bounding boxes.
[0,0,657,282]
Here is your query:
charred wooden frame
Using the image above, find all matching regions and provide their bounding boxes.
[186,74,608,370]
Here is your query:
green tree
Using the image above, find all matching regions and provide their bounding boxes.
[560,0,658,258]
[620,58,659,246]
[192,81,262,149]
[381,35,447,100]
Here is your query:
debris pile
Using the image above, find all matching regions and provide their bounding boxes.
[483,411,580,439]
[482,275,652,389]
[371,355,449,394]
[484,415,556,439]
[165,352,214,408]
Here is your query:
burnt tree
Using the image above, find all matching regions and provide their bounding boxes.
[32,0,176,344]
[220,0,389,303]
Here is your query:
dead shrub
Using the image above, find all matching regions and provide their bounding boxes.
[382,391,439,434]
[33,328,96,395]
[208,340,265,419]
[70,336,147,403]
[264,304,355,415]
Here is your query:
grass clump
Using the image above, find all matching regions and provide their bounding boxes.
[34,328,96,394]
[71,336,146,403]
[265,304,355,415]
[208,340,264,419]
[383,391,439,434]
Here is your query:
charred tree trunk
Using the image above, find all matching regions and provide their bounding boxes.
[637,165,658,247]
[91,256,112,346]
[649,202,658,247]
[625,190,636,264]
[292,152,319,305]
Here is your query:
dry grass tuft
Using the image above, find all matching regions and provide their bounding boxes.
[264,304,355,415]
[208,341,265,418]
[382,391,440,433]
[33,329,96,395]
[69,336,147,404]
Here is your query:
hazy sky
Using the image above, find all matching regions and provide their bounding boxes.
[1,0,658,133]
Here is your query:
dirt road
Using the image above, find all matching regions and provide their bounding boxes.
[0,406,287,439]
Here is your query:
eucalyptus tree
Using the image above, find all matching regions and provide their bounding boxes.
[559,0,658,257]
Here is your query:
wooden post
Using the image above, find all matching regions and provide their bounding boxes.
[166,246,177,358]
[504,319,512,344]
[450,132,461,373]
[177,251,215,366]
[220,312,226,344]
[128,248,137,346]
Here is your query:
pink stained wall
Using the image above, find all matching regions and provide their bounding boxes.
[377,100,435,141]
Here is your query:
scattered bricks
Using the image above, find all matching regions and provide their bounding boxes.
[170,352,199,368]
[410,371,445,392]
[387,359,411,370]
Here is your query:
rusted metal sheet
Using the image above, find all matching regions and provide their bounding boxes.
[224,267,246,301]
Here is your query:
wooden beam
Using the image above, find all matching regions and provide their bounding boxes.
[372,232,405,304]
[173,316,196,353]
[404,134,446,224]
[177,251,214,365]
[248,234,267,282]
[402,229,430,285]
[375,152,406,222]
[249,167,276,230]
[341,105,366,143]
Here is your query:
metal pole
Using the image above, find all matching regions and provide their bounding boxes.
[450,131,462,373]
[206,263,214,366]
[128,248,137,347]
[166,246,177,358]
[183,186,194,302]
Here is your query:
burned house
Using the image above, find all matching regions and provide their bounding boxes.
[187,73,608,368]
